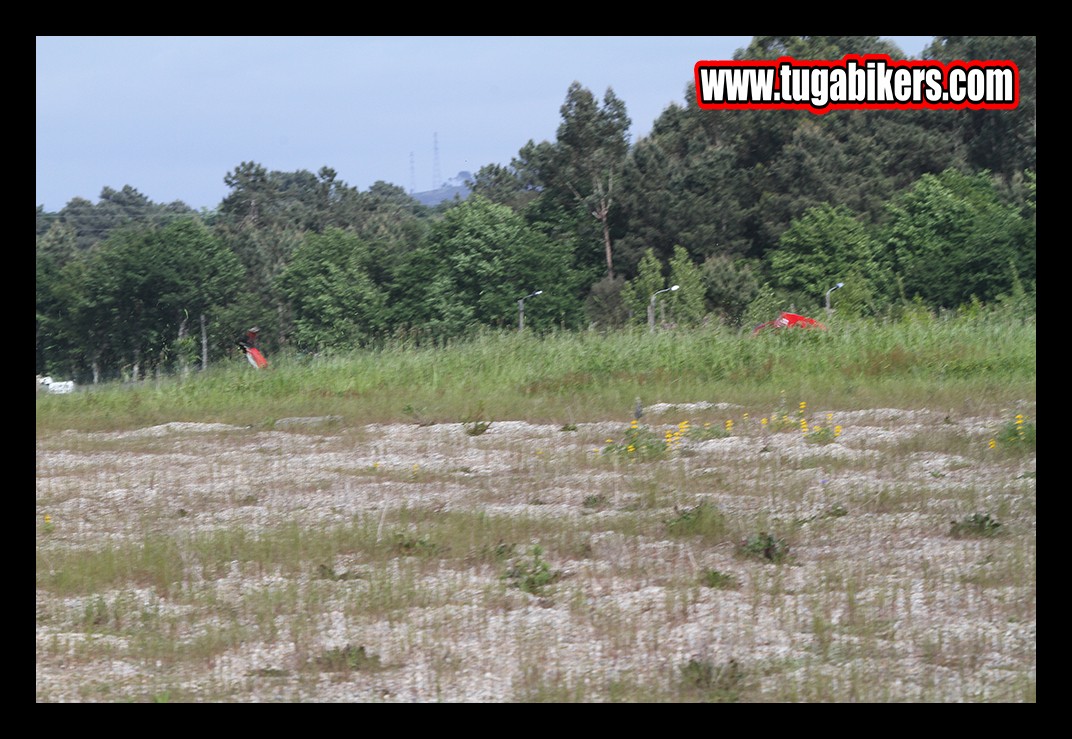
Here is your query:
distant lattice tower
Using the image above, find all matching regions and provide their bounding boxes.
[410,151,416,195]
[433,132,441,190]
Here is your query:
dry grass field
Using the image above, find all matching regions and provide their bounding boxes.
[36,399,1035,702]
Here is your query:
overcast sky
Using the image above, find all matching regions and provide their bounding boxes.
[36,36,936,212]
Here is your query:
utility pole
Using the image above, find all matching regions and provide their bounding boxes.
[648,285,679,333]
[518,290,543,331]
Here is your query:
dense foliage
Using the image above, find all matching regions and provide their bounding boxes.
[37,36,1036,383]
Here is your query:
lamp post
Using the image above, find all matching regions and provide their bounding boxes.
[825,282,844,315]
[648,285,679,333]
[518,290,542,331]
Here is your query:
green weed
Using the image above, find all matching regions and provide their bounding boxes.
[699,569,739,589]
[687,422,730,441]
[949,513,1003,538]
[602,419,669,461]
[678,658,747,702]
[462,402,492,436]
[666,502,729,542]
[504,544,561,596]
[582,493,610,510]
[737,532,792,564]
[994,413,1035,448]
[314,644,384,673]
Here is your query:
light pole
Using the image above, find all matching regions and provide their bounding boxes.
[825,282,844,315]
[518,290,542,331]
[648,285,679,333]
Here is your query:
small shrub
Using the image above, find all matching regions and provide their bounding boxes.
[314,644,383,672]
[83,595,110,627]
[602,420,669,461]
[479,540,515,564]
[804,424,840,445]
[688,422,730,441]
[582,493,609,510]
[667,502,728,541]
[504,544,561,596]
[402,404,434,427]
[994,413,1035,448]
[462,403,492,436]
[825,504,849,518]
[762,393,809,433]
[316,564,362,581]
[737,532,792,563]
[392,532,442,556]
[464,420,492,436]
[699,569,739,589]
[678,657,745,702]
[949,513,1002,538]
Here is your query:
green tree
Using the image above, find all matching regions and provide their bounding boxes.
[47,187,195,254]
[217,224,303,348]
[770,203,889,310]
[615,103,752,272]
[395,196,583,339]
[611,35,976,271]
[924,36,1036,180]
[277,228,387,352]
[536,83,632,279]
[37,204,57,237]
[466,163,541,213]
[50,252,118,382]
[668,246,706,326]
[885,169,1031,308]
[36,226,78,374]
[152,219,245,372]
[701,255,761,326]
[620,249,666,326]
[220,162,325,232]
[582,275,628,329]
[47,219,243,381]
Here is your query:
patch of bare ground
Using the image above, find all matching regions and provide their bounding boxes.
[37,405,1035,702]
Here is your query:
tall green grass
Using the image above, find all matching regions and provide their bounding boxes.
[36,313,1036,702]
[36,314,1035,432]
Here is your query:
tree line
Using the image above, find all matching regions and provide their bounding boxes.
[36,36,1036,382]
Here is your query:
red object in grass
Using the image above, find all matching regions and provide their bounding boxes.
[245,347,269,369]
[752,312,827,335]
[236,326,269,369]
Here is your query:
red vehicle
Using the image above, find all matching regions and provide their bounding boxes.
[752,312,827,335]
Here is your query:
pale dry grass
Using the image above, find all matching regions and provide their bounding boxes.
[36,405,1035,702]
